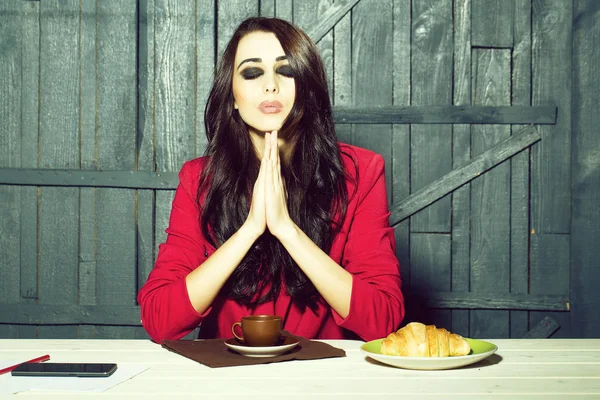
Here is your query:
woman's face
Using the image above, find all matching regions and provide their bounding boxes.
[232,31,296,137]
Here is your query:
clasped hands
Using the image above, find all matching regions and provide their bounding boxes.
[245,131,296,240]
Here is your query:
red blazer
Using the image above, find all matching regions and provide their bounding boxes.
[138,143,405,343]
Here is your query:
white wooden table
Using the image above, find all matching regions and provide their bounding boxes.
[1,339,599,399]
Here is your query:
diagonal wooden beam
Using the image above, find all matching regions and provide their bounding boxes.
[306,0,362,43]
[390,125,541,225]
[522,316,561,338]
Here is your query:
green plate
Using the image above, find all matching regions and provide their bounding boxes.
[360,338,498,370]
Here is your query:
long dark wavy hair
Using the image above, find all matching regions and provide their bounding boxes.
[199,17,355,312]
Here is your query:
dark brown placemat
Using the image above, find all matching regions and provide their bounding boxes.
[161,330,346,368]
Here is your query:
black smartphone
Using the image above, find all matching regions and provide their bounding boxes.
[11,362,117,378]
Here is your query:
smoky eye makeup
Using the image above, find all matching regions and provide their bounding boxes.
[276,65,294,77]
[240,67,263,80]
[239,63,294,80]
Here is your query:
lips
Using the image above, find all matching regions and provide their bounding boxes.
[258,100,284,114]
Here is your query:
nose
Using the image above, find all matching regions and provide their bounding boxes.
[263,75,279,94]
[264,83,278,93]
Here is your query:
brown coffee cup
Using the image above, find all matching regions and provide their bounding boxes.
[231,315,282,347]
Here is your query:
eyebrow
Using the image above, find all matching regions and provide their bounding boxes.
[237,55,287,70]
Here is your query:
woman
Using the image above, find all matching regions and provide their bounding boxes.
[138,17,404,343]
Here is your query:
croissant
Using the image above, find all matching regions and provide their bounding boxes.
[380,322,471,357]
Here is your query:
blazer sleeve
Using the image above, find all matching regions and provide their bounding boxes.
[137,160,212,342]
[332,153,405,341]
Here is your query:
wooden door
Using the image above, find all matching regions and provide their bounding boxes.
[0,0,575,339]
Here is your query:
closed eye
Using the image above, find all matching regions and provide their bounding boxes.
[276,65,294,78]
[241,67,263,80]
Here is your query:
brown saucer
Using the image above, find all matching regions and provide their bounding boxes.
[224,336,300,357]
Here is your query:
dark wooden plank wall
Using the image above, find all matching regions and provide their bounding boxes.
[391,0,411,338]
[78,0,97,339]
[38,0,80,339]
[136,0,157,339]
[408,0,453,331]
[18,0,40,341]
[95,0,139,339]
[1,0,598,339]
[470,47,511,338]
[0,0,25,338]
[510,0,532,340]
[450,0,471,338]
[571,0,600,337]
[529,0,574,338]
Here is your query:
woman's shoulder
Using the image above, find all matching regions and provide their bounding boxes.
[181,155,209,171]
[177,156,210,190]
[338,142,385,178]
[338,141,383,162]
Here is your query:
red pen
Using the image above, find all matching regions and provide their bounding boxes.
[0,354,50,375]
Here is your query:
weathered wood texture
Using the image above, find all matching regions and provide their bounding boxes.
[510,0,532,340]
[95,0,139,339]
[0,0,28,339]
[392,0,411,326]
[294,0,334,103]
[78,0,97,339]
[469,47,512,339]
[449,0,471,338]
[0,0,596,339]
[471,0,514,48]
[38,0,80,339]
[571,0,600,338]
[411,0,453,234]
[529,0,573,338]
[406,0,453,334]
[1,292,568,325]
[154,0,199,285]
[522,316,560,339]
[136,0,157,339]
[390,126,541,225]
[351,0,393,206]
[332,105,556,124]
